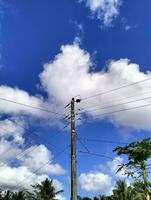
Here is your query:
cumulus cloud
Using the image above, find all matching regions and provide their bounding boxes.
[0,142,65,191]
[56,194,66,200]
[79,172,112,194]
[80,0,122,26]
[0,118,25,144]
[0,165,47,190]
[0,82,65,192]
[0,139,21,164]
[21,145,65,175]
[0,164,64,192]
[40,42,151,132]
[53,179,64,191]
[0,85,49,117]
[106,156,126,179]
[0,118,65,191]
[79,156,130,194]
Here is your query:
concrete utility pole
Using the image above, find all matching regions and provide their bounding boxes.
[71,98,77,200]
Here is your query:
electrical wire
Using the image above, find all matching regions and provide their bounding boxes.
[81,102,151,122]
[76,134,90,153]
[78,95,151,114]
[78,137,128,145]
[79,150,114,160]
[11,119,64,150]
[0,97,64,116]
[77,135,115,160]
[81,77,151,101]
[76,92,151,111]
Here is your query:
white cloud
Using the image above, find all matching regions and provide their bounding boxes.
[79,156,130,194]
[0,102,65,192]
[80,0,122,26]
[106,157,126,179]
[0,164,64,192]
[0,165,47,190]
[0,139,21,164]
[0,141,65,191]
[0,118,25,144]
[0,118,65,191]
[40,42,151,132]
[21,145,65,175]
[56,194,66,200]
[124,25,131,31]
[40,43,92,106]
[79,172,112,194]
[53,179,64,191]
[0,85,49,117]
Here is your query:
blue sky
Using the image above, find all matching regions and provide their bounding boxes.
[0,0,151,199]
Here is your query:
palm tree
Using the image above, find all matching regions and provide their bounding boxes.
[112,180,134,200]
[3,191,12,200]
[12,191,26,200]
[95,196,106,200]
[34,178,63,200]
[132,181,146,200]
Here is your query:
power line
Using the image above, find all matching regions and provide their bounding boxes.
[79,151,113,160]
[78,137,128,145]
[11,119,64,150]
[78,95,151,114]
[81,102,151,122]
[76,134,90,153]
[81,77,151,101]
[76,90,151,111]
[0,97,64,116]
[77,136,115,160]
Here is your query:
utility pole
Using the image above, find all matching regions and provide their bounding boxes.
[71,98,77,200]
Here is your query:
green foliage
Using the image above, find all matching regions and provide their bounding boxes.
[33,178,63,200]
[0,178,63,200]
[114,138,151,199]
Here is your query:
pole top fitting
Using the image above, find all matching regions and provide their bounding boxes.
[76,99,81,103]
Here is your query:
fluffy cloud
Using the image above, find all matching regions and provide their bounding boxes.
[0,142,65,191]
[0,85,65,191]
[0,139,21,164]
[0,118,65,191]
[79,172,112,194]
[0,85,49,117]
[56,194,66,200]
[53,179,64,191]
[106,156,126,179]
[40,42,151,131]
[0,165,47,190]
[21,145,65,175]
[79,157,129,194]
[0,164,64,192]
[80,0,122,26]
[0,118,25,144]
